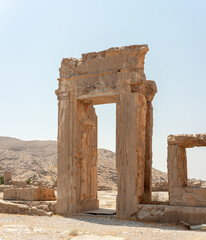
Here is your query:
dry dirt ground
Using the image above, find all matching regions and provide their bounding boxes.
[0,191,206,240]
[0,212,206,240]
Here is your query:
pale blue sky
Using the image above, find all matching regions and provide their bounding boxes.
[0,0,206,179]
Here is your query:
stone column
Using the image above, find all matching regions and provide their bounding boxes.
[167,145,187,188]
[4,171,12,185]
[116,92,147,217]
[75,101,99,212]
[143,102,153,203]
[167,144,187,202]
[56,93,77,215]
[56,93,98,215]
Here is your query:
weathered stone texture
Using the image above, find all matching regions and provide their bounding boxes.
[168,134,206,147]
[56,45,157,217]
[167,144,187,188]
[59,45,149,79]
[4,171,12,185]
[143,102,153,203]
[167,133,206,208]
[136,204,206,225]
[12,180,27,188]
[170,187,206,207]
[3,187,56,201]
[0,200,53,216]
[116,92,147,217]
[56,45,157,106]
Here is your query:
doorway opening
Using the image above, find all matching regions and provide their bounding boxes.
[186,147,206,187]
[94,103,117,212]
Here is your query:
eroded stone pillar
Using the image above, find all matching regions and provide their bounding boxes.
[56,94,77,215]
[4,171,12,185]
[116,92,147,217]
[56,96,98,215]
[167,144,187,202]
[143,102,153,203]
[167,144,187,188]
[75,101,99,212]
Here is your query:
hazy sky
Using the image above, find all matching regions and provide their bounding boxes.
[0,0,206,179]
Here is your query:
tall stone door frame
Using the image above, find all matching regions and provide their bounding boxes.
[55,45,157,217]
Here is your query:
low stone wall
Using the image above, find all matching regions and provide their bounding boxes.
[170,187,206,207]
[0,185,13,192]
[136,204,206,225]
[0,200,54,216]
[12,181,27,188]
[3,187,56,201]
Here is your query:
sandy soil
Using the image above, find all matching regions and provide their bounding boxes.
[1,213,206,240]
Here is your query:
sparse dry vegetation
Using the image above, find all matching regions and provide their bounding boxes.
[69,229,78,236]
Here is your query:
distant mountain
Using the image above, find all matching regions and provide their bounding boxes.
[0,137,167,190]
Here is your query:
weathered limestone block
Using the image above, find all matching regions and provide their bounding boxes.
[0,200,53,216]
[136,204,206,225]
[12,180,27,188]
[167,144,187,188]
[143,102,153,203]
[56,45,157,106]
[168,134,206,148]
[4,171,12,185]
[56,95,77,215]
[60,45,149,78]
[56,97,98,215]
[167,133,206,208]
[116,92,147,217]
[170,187,206,207]
[131,80,157,102]
[0,185,13,192]
[3,187,56,201]
[75,101,99,212]
[0,200,29,214]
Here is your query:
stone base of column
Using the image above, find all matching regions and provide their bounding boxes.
[76,199,99,213]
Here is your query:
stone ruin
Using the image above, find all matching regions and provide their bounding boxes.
[4,171,12,185]
[168,134,206,207]
[0,171,56,216]
[0,45,205,224]
[55,45,157,217]
[55,44,206,224]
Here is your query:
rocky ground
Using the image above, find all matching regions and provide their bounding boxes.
[0,137,169,189]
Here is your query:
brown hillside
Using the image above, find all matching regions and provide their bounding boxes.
[0,137,168,190]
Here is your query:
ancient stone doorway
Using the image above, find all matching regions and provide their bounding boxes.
[95,103,117,211]
[187,147,206,183]
[55,45,157,217]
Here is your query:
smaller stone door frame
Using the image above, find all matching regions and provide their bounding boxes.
[55,45,157,217]
[167,134,206,207]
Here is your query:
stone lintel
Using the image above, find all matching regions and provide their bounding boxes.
[60,45,149,79]
[56,79,156,104]
[168,134,206,148]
